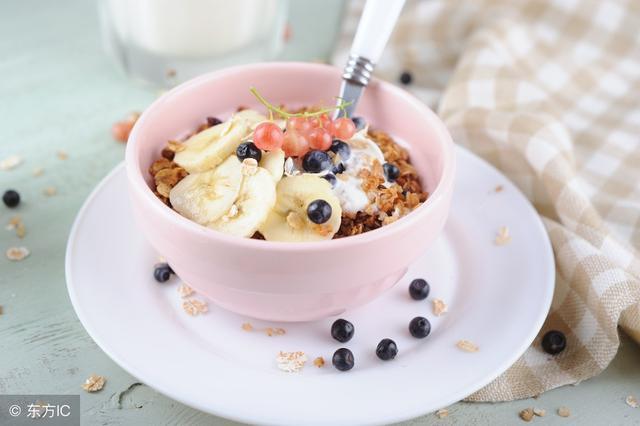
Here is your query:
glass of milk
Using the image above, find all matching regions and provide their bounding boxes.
[99,0,288,86]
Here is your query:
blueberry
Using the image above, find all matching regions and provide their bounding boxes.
[153,263,173,283]
[376,338,398,360]
[331,318,354,343]
[332,348,354,371]
[352,116,366,130]
[332,163,346,175]
[206,116,222,127]
[307,199,332,224]
[541,330,566,355]
[399,71,413,85]
[409,316,431,338]
[3,190,20,208]
[302,150,332,173]
[329,140,351,161]
[383,163,400,182]
[236,142,262,162]
[408,278,430,300]
[322,173,337,188]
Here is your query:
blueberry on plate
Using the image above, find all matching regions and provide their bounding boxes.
[236,141,262,162]
[408,278,430,300]
[399,71,413,85]
[376,338,398,361]
[541,330,566,355]
[332,348,355,371]
[153,263,174,283]
[302,150,332,173]
[3,189,20,208]
[351,116,366,130]
[331,318,354,343]
[307,199,332,224]
[206,116,222,127]
[329,140,351,161]
[322,173,337,188]
[409,316,431,338]
[383,163,400,182]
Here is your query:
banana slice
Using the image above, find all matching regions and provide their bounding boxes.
[174,120,249,173]
[232,109,268,131]
[260,149,285,183]
[209,167,276,237]
[260,174,342,242]
[169,156,243,225]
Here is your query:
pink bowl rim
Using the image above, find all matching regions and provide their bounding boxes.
[125,62,455,252]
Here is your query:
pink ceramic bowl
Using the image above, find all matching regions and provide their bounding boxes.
[126,62,455,322]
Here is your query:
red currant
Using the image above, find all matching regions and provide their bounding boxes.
[253,122,284,151]
[307,127,332,151]
[287,117,312,135]
[331,118,356,140]
[282,130,310,157]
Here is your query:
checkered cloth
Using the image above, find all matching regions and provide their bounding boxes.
[334,0,640,401]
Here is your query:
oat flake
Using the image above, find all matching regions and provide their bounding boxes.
[494,226,512,245]
[626,395,638,408]
[456,340,479,352]
[241,322,253,332]
[432,299,448,316]
[57,150,68,160]
[533,407,546,417]
[44,186,57,196]
[519,408,534,422]
[557,406,570,417]
[32,167,44,177]
[82,375,106,392]
[241,158,258,176]
[6,247,30,261]
[435,409,449,419]
[182,299,208,316]
[276,351,307,373]
[265,327,286,336]
[177,284,194,298]
[0,155,22,170]
[313,357,325,368]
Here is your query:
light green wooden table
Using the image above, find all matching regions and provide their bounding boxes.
[1,1,639,425]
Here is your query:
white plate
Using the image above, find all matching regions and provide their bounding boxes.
[66,146,554,426]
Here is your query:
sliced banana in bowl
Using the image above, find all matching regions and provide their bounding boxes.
[169,156,243,225]
[260,149,285,183]
[260,174,342,242]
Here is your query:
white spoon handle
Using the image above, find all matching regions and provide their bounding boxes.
[350,0,405,64]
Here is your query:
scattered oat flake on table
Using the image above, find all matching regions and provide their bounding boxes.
[265,327,286,337]
[32,167,44,177]
[519,408,534,422]
[241,322,253,332]
[182,299,208,316]
[177,283,194,298]
[626,395,638,408]
[494,226,512,245]
[43,186,57,196]
[276,351,307,373]
[6,247,30,261]
[456,340,479,352]
[82,375,106,392]
[313,357,325,368]
[494,184,504,192]
[533,407,546,417]
[557,406,571,417]
[432,299,448,316]
[16,223,26,239]
[56,150,68,160]
[6,216,21,231]
[0,155,22,170]
[435,408,449,419]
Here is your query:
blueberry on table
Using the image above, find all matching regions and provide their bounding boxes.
[3,190,20,208]
[409,316,431,338]
[302,150,332,173]
[331,318,354,343]
[541,330,566,355]
[351,116,366,130]
[383,163,400,182]
[322,173,337,188]
[236,142,262,162]
[206,116,222,127]
[153,263,174,283]
[408,278,430,300]
[376,338,398,360]
[399,71,413,85]
[329,140,351,161]
[332,348,355,371]
[307,199,332,224]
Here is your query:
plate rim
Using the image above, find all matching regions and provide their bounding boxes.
[65,146,555,425]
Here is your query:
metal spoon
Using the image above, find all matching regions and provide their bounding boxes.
[335,0,406,118]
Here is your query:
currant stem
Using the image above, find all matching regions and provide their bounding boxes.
[250,87,352,120]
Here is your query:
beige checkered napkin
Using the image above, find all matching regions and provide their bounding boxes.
[335,0,640,401]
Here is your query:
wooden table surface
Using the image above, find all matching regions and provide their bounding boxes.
[1,0,639,424]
